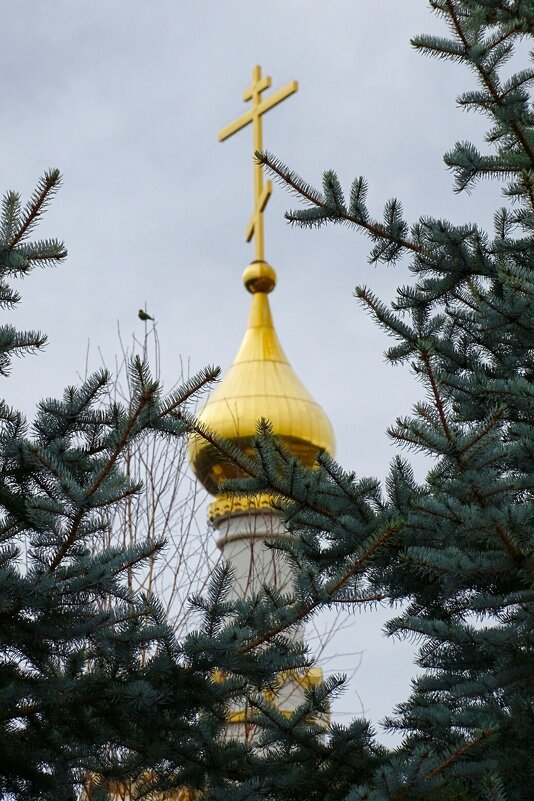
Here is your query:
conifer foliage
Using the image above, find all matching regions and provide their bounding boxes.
[0,171,229,799]
[231,1,534,798]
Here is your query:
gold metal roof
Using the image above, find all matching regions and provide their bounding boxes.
[189,260,335,496]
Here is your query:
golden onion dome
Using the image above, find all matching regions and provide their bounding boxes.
[188,260,335,500]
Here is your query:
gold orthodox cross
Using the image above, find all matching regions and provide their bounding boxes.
[218,66,298,262]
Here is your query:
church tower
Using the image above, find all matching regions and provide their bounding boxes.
[188,66,335,738]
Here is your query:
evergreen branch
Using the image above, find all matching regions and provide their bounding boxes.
[85,397,149,500]
[237,521,400,656]
[445,0,534,174]
[521,170,534,216]
[47,391,151,571]
[184,411,258,480]
[424,729,495,783]
[0,327,48,375]
[456,405,506,456]
[494,523,523,559]
[255,150,325,206]
[19,238,67,264]
[60,541,164,589]
[317,457,359,505]
[331,592,384,604]
[24,444,67,486]
[196,416,352,532]
[0,191,20,243]
[159,365,220,418]
[0,597,158,724]
[257,151,424,256]
[0,281,21,308]
[7,169,62,249]
[419,347,453,443]
[356,286,418,345]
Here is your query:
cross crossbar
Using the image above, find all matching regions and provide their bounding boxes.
[218,66,298,263]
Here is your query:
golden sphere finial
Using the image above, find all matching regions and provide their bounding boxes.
[243,260,276,294]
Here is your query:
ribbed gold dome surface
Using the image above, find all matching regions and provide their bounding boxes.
[189,261,335,496]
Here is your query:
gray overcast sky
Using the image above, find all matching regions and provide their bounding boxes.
[3,2,502,739]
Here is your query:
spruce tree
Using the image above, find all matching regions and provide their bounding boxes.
[214,1,534,798]
[0,171,233,800]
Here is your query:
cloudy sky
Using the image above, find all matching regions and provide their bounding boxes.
[3,2,503,740]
